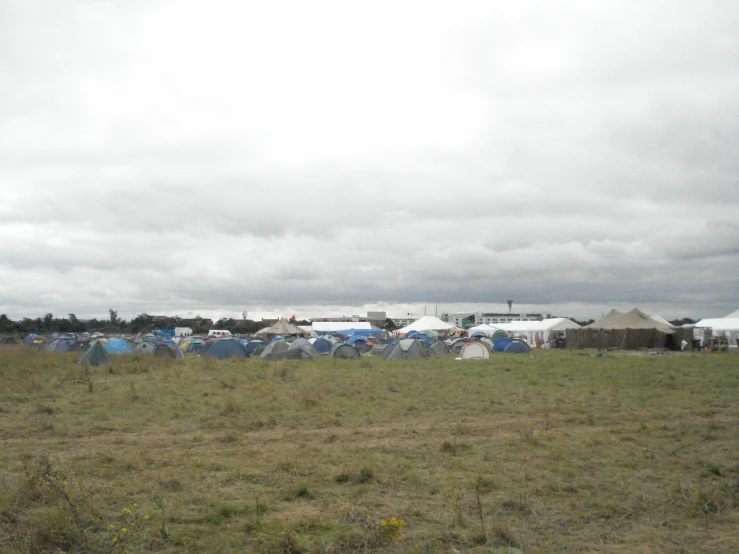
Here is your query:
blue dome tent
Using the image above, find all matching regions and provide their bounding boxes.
[313,337,332,354]
[40,337,76,353]
[201,338,248,360]
[244,340,266,355]
[346,335,369,347]
[504,340,531,354]
[492,338,511,352]
[104,339,133,355]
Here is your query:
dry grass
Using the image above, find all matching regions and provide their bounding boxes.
[0,346,738,552]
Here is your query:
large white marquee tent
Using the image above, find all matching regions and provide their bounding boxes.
[493,318,581,346]
[692,318,739,347]
[396,316,456,334]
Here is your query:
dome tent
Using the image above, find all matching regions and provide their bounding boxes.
[347,335,369,347]
[332,344,361,359]
[505,340,531,354]
[77,342,112,367]
[288,338,319,359]
[265,339,318,360]
[493,338,512,352]
[313,337,333,354]
[153,343,186,359]
[430,340,451,356]
[460,341,490,359]
[67,340,90,353]
[244,340,266,355]
[479,338,494,351]
[134,341,157,355]
[40,337,76,353]
[200,338,248,360]
[260,340,289,358]
[105,339,133,355]
[404,331,434,346]
[383,338,430,360]
[450,338,471,354]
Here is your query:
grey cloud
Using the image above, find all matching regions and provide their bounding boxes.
[1,0,738,320]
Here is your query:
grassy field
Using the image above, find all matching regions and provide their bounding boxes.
[1,347,738,553]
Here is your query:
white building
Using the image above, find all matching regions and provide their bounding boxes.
[311,321,375,334]
[443,311,545,328]
[389,316,419,328]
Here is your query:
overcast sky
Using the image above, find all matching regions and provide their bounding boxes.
[1,0,738,322]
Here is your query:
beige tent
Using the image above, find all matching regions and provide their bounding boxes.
[254,318,307,338]
[587,309,675,334]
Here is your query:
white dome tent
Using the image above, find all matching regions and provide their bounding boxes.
[460,341,490,359]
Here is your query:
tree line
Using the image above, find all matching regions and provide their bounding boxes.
[0,310,331,336]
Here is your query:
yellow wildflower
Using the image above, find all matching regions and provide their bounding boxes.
[121,527,127,533]
[144,515,150,520]
[109,524,115,529]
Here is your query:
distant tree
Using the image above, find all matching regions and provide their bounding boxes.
[109,309,120,328]
[0,314,13,333]
[572,318,595,327]
[669,317,696,326]
[68,313,85,332]
[18,318,35,333]
[130,313,155,334]
[83,318,103,331]
[43,313,54,329]
[384,318,397,331]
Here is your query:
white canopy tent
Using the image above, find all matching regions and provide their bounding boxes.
[692,318,739,347]
[397,316,456,334]
[494,318,581,347]
[724,309,739,318]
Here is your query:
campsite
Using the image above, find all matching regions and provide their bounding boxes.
[1,338,738,552]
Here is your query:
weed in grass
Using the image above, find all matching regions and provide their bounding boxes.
[380,516,406,540]
[35,404,54,415]
[476,475,497,493]
[204,502,239,524]
[276,529,307,553]
[4,454,88,552]
[358,467,373,483]
[492,523,522,548]
[294,484,313,500]
[220,395,242,416]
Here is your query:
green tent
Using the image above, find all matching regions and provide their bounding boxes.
[77,341,112,366]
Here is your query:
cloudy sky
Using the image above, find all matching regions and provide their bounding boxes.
[1,0,738,322]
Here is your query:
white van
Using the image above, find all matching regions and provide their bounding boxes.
[207,330,232,338]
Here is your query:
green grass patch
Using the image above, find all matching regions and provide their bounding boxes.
[0,346,738,552]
